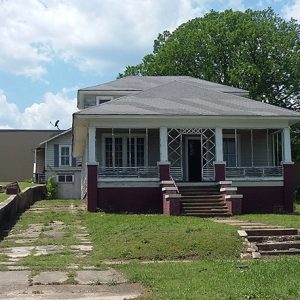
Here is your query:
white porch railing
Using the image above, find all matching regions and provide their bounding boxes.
[33,173,46,184]
[226,166,283,179]
[202,167,215,181]
[98,166,159,178]
[170,167,183,181]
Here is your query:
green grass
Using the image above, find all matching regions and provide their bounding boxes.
[21,250,77,271]
[0,193,9,202]
[234,203,300,228]
[84,213,241,261]
[119,257,300,300]
[3,199,300,298]
[0,181,39,203]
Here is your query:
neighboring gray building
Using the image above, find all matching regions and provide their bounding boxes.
[0,130,60,182]
[34,129,81,199]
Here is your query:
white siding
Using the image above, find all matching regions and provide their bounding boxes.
[46,132,73,168]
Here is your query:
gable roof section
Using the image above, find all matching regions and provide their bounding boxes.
[75,81,300,118]
[39,129,71,146]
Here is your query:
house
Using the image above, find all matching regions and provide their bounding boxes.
[0,129,61,182]
[72,76,300,215]
[34,129,81,199]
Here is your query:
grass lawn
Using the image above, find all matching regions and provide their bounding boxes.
[2,199,300,298]
[234,203,300,228]
[83,213,242,261]
[120,257,300,300]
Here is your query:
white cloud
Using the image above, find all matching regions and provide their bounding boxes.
[0,0,220,79]
[0,89,76,129]
[0,90,20,128]
[284,0,300,21]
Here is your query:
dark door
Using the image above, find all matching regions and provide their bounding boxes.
[188,139,202,181]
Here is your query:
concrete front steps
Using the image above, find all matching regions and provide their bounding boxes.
[179,185,231,217]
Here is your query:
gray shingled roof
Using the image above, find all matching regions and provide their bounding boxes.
[76,80,300,117]
[79,76,248,94]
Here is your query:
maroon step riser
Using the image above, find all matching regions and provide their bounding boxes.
[181,204,227,207]
[183,213,232,217]
[179,190,220,194]
[181,195,222,198]
[182,210,230,213]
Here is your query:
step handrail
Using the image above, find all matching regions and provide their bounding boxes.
[170,175,179,194]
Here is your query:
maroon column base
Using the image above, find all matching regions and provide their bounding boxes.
[226,199,242,215]
[283,163,295,213]
[214,163,225,182]
[159,163,170,181]
[87,164,98,212]
[163,197,181,216]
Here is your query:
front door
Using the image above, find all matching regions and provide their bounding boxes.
[188,139,202,181]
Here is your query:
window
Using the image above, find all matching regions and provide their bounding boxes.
[105,137,123,167]
[127,137,145,167]
[223,138,236,167]
[96,96,113,105]
[59,145,71,166]
[104,136,145,167]
[57,174,74,183]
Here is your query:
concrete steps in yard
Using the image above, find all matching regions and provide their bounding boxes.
[240,227,300,257]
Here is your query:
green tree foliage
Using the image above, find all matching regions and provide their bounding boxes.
[119,9,300,159]
[119,9,300,110]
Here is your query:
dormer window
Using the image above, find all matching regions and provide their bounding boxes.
[96,96,113,105]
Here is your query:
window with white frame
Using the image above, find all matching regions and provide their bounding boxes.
[96,96,113,105]
[57,174,74,183]
[59,145,71,166]
[104,135,146,167]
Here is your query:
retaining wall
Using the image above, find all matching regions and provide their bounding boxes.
[0,186,47,222]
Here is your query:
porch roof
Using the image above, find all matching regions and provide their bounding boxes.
[75,80,300,118]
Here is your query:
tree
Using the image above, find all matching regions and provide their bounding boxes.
[119,9,300,110]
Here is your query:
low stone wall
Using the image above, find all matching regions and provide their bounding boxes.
[0,186,47,222]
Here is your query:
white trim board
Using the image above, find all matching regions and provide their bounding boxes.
[98,181,160,188]
[233,181,284,187]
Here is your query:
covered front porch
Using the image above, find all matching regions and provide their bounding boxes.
[86,126,292,183]
[84,125,294,214]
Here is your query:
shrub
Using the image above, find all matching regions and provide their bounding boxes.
[46,176,57,199]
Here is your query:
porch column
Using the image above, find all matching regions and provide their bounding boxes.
[214,128,226,181]
[87,127,98,212]
[88,127,96,163]
[159,127,170,181]
[282,127,292,163]
[87,162,98,212]
[282,127,294,212]
[159,127,168,162]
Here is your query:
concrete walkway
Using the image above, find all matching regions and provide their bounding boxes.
[0,270,142,299]
[0,202,143,299]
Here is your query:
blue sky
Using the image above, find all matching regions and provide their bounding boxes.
[0,0,299,129]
